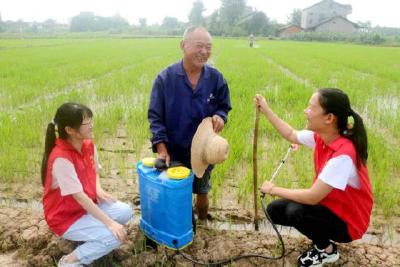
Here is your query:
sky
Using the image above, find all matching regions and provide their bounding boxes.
[1,0,399,28]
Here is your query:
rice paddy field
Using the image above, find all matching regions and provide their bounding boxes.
[0,37,400,266]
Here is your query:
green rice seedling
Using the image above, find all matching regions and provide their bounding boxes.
[1,37,398,222]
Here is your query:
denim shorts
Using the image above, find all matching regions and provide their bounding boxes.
[192,170,211,194]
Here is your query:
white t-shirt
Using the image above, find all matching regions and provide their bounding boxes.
[51,146,101,196]
[297,130,360,190]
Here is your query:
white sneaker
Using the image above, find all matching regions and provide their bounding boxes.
[297,243,339,267]
[58,255,83,267]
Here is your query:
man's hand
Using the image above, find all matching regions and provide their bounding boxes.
[156,142,170,166]
[212,115,224,133]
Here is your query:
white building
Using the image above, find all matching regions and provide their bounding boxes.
[301,0,358,33]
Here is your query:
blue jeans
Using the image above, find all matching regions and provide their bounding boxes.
[62,201,133,265]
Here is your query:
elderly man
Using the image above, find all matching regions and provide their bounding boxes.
[148,26,232,224]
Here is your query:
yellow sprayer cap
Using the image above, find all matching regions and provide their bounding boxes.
[142,157,156,167]
[167,167,190,179]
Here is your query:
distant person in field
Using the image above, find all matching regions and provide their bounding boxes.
[41,103,132,267]
[248,34,255,48]
[254,88,373,267]
[148,26,232,225]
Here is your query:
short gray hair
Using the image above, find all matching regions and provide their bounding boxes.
[182,26,210,41]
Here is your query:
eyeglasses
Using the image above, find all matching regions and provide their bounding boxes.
[81,120,93,127]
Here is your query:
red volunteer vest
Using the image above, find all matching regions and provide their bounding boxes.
[313,134,373,240]
[43,138,97,236]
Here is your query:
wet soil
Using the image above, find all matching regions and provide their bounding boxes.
[1,177,399,267]
[0,206,399,267]
[0,131,399,266]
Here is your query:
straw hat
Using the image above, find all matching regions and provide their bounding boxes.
[191,117,229,178]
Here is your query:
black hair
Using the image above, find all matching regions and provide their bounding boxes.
[318,88,368,166]
[41,102,93,186]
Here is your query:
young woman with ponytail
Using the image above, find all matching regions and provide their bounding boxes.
[41,103,132,267]
[254,88,373,267]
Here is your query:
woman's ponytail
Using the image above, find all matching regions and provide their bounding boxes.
[41,122,57,186]
[343,109,368,165]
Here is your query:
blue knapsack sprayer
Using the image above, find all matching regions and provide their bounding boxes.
[136,157,194,250]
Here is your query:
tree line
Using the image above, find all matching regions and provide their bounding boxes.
[0,0,290,36]
[1,0,399,41]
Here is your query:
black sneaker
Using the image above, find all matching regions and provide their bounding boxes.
[297,242,339,267]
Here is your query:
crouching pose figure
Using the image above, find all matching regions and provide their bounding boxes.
[41,103,132,267]
[254,88,373,267]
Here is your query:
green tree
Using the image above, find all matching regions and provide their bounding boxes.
[70,12,129,32]
[139,17,147,28]
[358,21,371,33]
[161,16,182,35]
[206,10,222,36]
[188,0,205,26]
[42,19,57,32]
[0,12,4,32]
[240,11,270,35]
[287,8,302,27]
[108,14,129,32]
[220,0,246,30]
[161,16,179,29]
[70,12,95,32]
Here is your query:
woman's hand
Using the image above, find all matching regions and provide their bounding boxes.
[254,94,269,113]
[260,180,275,195]
[73,192,126,242]
[108,221,127,242]
[97,188,116,203]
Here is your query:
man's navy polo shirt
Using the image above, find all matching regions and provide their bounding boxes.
[148,60,231,166]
